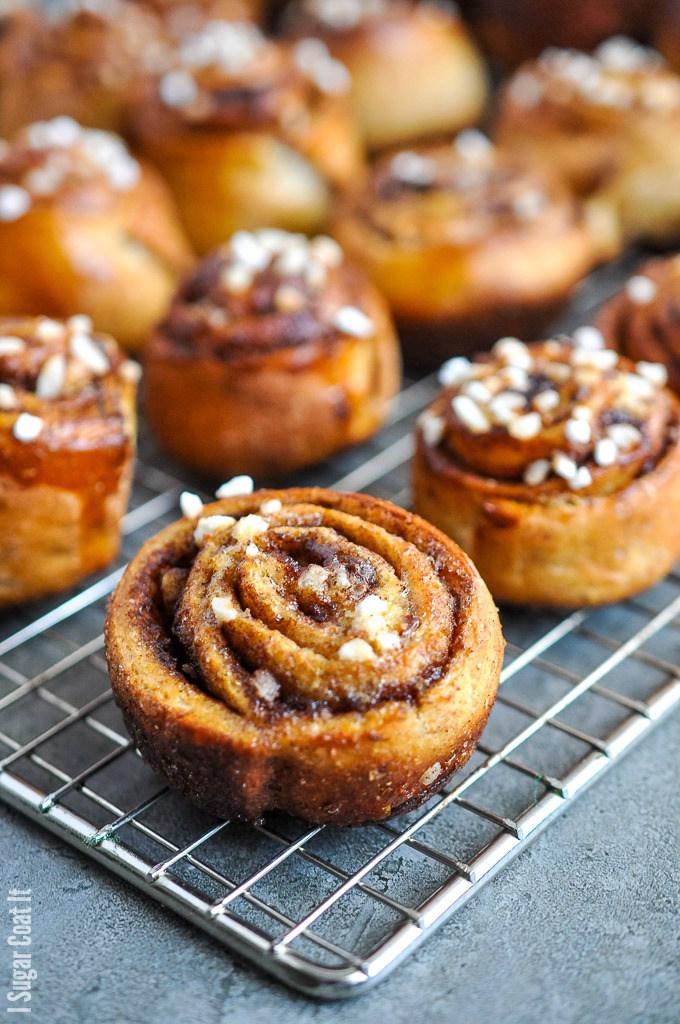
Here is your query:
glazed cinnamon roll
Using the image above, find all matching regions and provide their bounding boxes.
[0,0,169,137]
[0,116,193,353]
[130,20,363,253]
[105,485,503,824]
[282,0,488,151]
[597,256,680,395]
[413,333,680,607]
[496,38,680,245]
[332,131,611,367]
[144,228,400,477]
[0,314,138,607]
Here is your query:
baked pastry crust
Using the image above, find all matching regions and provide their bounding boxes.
[144,229,400,477]
[413,335,680,607]
[597,255,680,395]
[0,314,138,607]
[496,38,680,245]
[0,0,168,137]
[105,486,503,825]
[283,0,488,151]
[332,132,610,367]
[131,21,364,252]
[0,117,193,353]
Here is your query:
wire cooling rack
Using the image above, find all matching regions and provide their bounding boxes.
[1,255,680,1000]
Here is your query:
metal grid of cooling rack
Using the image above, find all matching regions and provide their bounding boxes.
[1,255,680,1000]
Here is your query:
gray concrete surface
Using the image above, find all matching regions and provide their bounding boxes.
[2,710,678,1024]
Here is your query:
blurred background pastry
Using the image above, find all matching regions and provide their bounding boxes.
[0,313,138,606]
[281,0,488,151]
[0,116,193,352]
[130,19,363,252]
[144,228,400,477]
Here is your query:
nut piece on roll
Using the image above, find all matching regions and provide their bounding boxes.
[105,485,503,825]
[332,130,611,368]
[0,314,138,608]
[496,38,680,246]
[597,255,680,396]
[144,228,400,478]
[412,333,680,608]
[0,0,169,137]
[0,116,193,353]
[130,20,364,253]
[282,0,488,151]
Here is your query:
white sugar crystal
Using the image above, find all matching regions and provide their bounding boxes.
[635,361,668,387]
[420,762,442,787]
[259,499,282,514]
[0,383,17,409]
[107,154,141,191]
[572,405,593,421]
[338,638,375,662]
[69,333,110,375]
[254,228,294,253]
[159,68,198,108]
[26,115,81,149]
[13,412,42,442]
[274,244,308,277]
[180,491,203,518]
[215,475,254,498]
[452,394,490,434]
[35,319,66,342]
[303,260,327,291]
[572,325,605,350]
[211,597,238,623]
[489,391,526,425]
[508,70,544,108]
[0,185,31,222]
[221,264,253,294]
[533,389,560,413]
[570,466,592,490]
[523,458,551,486]
[232,514,268,542]
[375,630,401,652]
[621,372,655,400]
[571,347,618,369]
[355,595,388,618]
[0,336,25,355]
[565,418,592,444]
[595,437,618,466]
[332,306,374,338]
[67,314,94,334]
[462,380,492,404]
[298,564,330,591]
[310,235,343,267]
[252,668,280,702]
[245,543,259,557]
[626,275,657,305]
[607,423,642,450]
[438,356,472,388]
[420,413,445,447]
[493,336,533,369]
[454,128,493,161]
[553,452,577,481]
[230,231,272,271]
[508,412,542,440]
[120,359,143,384]
[36,353,67,399]
[390,150,436,187]
[194,515,236,545]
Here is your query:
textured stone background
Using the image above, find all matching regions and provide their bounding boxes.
[2,709,678,1024]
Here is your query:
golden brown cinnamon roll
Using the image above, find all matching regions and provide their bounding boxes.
[0,117,193,353]
[413,334,680,607]
[496,38,680,245]
[0,314,138,607]
[597,255,680,395]
[144,228,400,477]
[0,0,169,137]
[332,131,611,367]
[130,20,363,252]
[105,485,503,824]
[282,0,488,151]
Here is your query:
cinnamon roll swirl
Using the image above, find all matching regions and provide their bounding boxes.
[105,485,503,824]
[0,117,193,352]
[332,131,611,367]
[144,228,400,477]
[597,255,680,395]
[0,314,138,607]
[282,0,488,151]
[413,334,680,607]
[130,20,363,252]
[497,38,680,245]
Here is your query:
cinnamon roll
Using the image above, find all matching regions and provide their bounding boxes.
[496,38,680,245]
[282,0,488,151]
[130,20,363,253]
[597,255,680,395]
[105,485,503,824]
[0,116,193,353]
[332,131,611,367]
[144,228,400,477]
[413,333,680,607]
[0,314,138,607]
[0,0,169,137]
